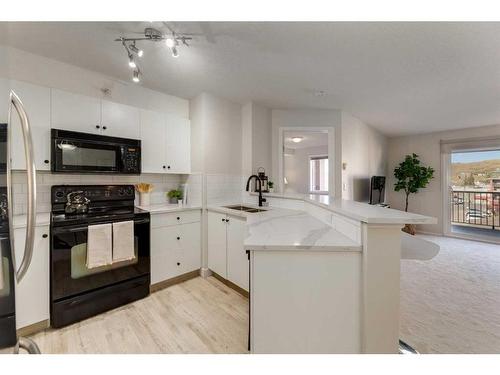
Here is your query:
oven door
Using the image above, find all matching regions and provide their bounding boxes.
[52,137,124,173]
[50,216,150,302]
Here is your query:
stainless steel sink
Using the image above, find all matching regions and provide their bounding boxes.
[223,205,267,213]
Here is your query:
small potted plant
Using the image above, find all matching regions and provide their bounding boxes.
[167,189,183,204]
[268,181,274,193]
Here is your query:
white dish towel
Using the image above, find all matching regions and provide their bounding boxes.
[112,221,135,263]
[86,223,112,269]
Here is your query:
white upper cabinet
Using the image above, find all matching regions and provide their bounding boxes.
[51,89,101,134]
[101,100,140,139]
[140,110,191,174]
[10,80,52,170]
[165,114,191,174]
[140,109,166,174]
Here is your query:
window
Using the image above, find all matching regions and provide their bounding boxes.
[309,156,328,194]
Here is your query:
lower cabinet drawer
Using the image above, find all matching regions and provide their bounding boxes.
[151,210,201,228]
[150,222,201,285]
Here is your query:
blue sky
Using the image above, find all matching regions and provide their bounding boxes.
[452,150,500,163]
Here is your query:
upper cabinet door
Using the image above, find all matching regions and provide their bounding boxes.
[140,109,166,174]
[10,80,52,170]
[51,89,101,134]
[165,114,191,174]
[101,100,140,139]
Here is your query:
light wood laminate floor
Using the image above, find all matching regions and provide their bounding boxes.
[30,276,249,354]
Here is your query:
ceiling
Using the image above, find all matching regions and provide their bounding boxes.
[284,130,328,149]
[2,22,500,136]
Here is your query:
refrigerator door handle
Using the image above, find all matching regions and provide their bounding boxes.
[7,90,37,283]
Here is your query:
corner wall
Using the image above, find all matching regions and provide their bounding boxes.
[341,112,388,203]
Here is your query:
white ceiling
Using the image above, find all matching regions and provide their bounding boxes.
[2,22,500,136]
[284,130,328,149]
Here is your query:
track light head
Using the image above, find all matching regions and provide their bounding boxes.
[171,46,179,58]
[132,70,140,83]
[165,38,175,48]
[129,43,143,58]
[128,54,136,69]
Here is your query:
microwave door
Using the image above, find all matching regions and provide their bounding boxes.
[55,139,120,173]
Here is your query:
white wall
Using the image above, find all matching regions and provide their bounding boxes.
[0,45,189,118]
[284,145,328,194]
[271,109,342,196]
[190,92,242,176]
[386,124,500,234]
[341,112,388,202]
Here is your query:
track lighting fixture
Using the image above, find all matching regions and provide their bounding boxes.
[116,27,194,81]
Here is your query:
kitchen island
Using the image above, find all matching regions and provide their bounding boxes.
[237,194,436,354]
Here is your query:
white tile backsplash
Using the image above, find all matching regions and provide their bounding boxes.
[206,174,245,205]
[11,171,201,215]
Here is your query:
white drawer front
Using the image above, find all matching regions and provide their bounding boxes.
[151,210,201,228]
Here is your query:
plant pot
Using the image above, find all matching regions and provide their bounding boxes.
[169,197,179,204]
[139,192,150,206]
[269,188,274,193]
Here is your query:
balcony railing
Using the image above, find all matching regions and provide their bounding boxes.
[451,190,500,230]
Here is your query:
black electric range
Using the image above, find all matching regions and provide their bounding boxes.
[50,185,150,328]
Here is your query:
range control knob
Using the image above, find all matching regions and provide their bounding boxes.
[55,190,65,199]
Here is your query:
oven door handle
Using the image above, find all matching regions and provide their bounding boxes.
[7,90,37,283]
[52,218,149,234]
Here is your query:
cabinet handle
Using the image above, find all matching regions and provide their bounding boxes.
[95,125,100,129]
[167,165,171,169]
[44,160,49,164]
[102,126,107,130]
[176,262,180,266]
[176,236,180,240]
[226,219,230,223]
[176,217,180,220]
[162,165,166,169]
[221,218,225,222]
[42,234,48,238]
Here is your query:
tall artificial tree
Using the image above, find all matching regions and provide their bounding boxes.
[394,153,435,212]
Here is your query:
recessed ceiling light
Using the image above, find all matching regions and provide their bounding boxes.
[291,137,303,143]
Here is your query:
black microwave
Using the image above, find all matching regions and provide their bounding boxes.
[51,129,141,174]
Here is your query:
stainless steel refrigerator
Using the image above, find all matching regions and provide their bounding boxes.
[0,91,40,354]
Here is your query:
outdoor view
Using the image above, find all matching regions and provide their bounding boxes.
[451,150,500,234]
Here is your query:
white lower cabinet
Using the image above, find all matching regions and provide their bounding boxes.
[207,211,248,292]
[13,226,50,330]
[150,212,201,285]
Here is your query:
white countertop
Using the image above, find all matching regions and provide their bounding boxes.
[207,204,361,252]
[13,213,51,229]
[249,192,436,225]
[135,204,202,214]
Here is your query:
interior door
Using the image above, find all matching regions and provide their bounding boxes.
[101,100,140,139]
[51,89,101,134]
[165,114,191,174]
[9,80,51,170]
[140,109,166,173]
[227,215,248,291]
[207,211,227,278]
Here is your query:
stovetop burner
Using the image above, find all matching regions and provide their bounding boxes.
[51,185,148,227]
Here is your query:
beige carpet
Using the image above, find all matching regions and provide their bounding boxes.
[400,234,500,353]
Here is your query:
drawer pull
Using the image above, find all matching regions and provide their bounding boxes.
[176,217,180,220]
[42,234,48,238]
[176,236,180,240]
[176,262,180,266]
